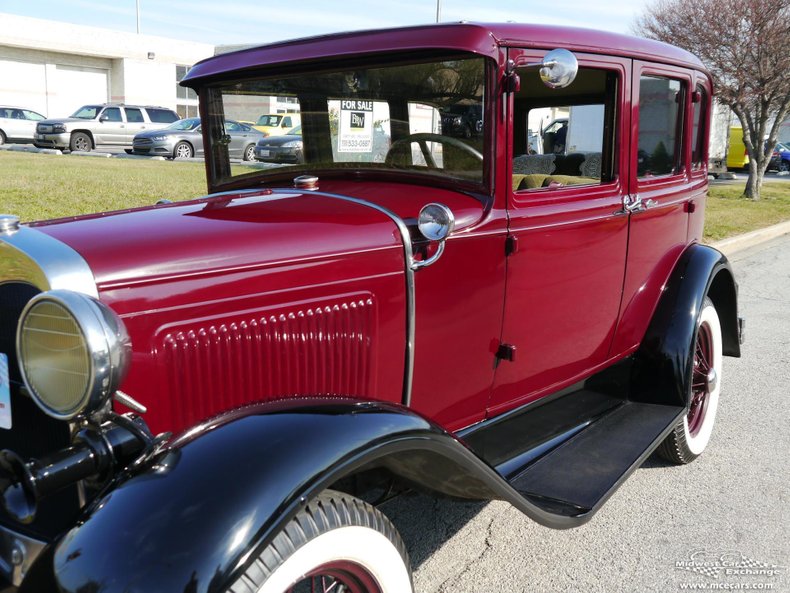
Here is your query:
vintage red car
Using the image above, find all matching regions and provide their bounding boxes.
[0,22,743,593]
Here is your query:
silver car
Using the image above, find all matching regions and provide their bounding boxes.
[34,104,179,152]
[132,118,265,160]
[0,106,46,144]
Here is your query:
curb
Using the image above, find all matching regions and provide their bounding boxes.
[710,220,790,256]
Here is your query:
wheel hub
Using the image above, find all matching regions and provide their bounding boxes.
[706,367,718,392]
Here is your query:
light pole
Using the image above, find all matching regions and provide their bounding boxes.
[136,0,141,33]
[436,0,442,23]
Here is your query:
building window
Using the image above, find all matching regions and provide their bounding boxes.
[176,65,197,101]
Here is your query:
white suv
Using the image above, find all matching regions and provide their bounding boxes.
[34,104,179,152]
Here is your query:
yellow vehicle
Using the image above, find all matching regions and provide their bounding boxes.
[727,126,749,169]
[253,113,301,136]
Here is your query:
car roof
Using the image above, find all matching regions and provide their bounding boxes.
[183,22,705,87]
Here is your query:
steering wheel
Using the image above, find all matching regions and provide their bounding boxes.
[385,133,483,168]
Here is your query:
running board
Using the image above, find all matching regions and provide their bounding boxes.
[504,400,684,518]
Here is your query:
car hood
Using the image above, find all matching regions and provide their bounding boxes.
[38,117,95,126]
[257,134,302,147]
[32,188,406,293]
[135,128,197,139]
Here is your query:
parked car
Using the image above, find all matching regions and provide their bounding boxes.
[0,106,46,144]
[34,103,179,152]
[252,112,301,136]
[254,125,303,163]
[0,23,743,593]
[768,142,790,172]
[440,103,483,138]
[132,117,264,160]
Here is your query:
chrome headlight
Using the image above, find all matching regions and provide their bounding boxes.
[52,124,67,133]
[16,290,131,420]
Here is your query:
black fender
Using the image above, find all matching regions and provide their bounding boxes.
[22,398,583,593]
[631,243,741,408]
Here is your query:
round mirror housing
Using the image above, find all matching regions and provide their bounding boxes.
[418,203,455,242]
[539,49,578,89]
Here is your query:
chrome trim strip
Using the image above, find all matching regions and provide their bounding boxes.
[280,189,416,407]
[0,226,98,297]
[0,523,47,586]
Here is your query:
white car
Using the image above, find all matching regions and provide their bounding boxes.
[0,106,46,144]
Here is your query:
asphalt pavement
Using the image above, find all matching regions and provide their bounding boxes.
[382,234,790,593]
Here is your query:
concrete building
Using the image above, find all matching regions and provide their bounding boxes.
[0,13,214,119]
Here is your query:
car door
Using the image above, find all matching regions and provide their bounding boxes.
[123,107,147,144]
[608,62,696,356]
[488,50,631,414]
[224,120,244,157]
[20,110,45,141]
[96,106,126,144]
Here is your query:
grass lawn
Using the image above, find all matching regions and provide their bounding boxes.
[705,181,790,241]
[0,151,206,222]
[1,151,789,242]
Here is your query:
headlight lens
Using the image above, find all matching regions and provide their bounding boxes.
[17,290,131,420]
[282,141,302,148]
[150,135,167,141]
[52,124,67,133]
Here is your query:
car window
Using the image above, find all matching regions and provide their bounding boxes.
[637,76,685,177]
[125,108,145,123]
[512,67,618,192]
[282,116,292,128]
[225,121,241,132]
[691,85,707,169]
[210,56,486,186]
[72,105,102,119]
[22,110,45,121]
[101,107,123,122]
[146,108,179,123]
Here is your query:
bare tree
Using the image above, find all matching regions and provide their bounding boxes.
[634,0,790,199]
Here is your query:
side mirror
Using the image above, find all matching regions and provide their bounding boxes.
[538,49,578,89]
[99,115,109,123]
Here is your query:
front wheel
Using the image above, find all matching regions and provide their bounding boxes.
[232,490,413,593]
[173,141,193,159]
[70,132,92,152]
[243,144,256,161]
[657,297,722,464]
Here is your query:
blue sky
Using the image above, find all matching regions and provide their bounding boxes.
[0,0,652,45]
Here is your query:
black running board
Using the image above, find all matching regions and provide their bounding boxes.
[504,399,683,518]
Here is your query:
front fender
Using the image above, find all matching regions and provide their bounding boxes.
[21,399,574,593]
[631,243,740,408]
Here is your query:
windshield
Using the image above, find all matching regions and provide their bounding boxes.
[71,105,102,119]
[205,55,487,188]
[256,115,282,126]
[167,118,201,131]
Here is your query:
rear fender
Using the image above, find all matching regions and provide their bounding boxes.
[631,243,740,408]
[22,399,577,593]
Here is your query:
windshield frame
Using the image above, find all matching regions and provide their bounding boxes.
[200,51,495,196]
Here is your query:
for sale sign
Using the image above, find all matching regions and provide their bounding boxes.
[338,100,373,153]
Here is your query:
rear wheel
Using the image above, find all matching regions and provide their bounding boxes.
[0,130,6,145]
[69,132,92,152]
[230,490,413,593]
[657,297,722,464]
[173,141,193,159]
[780,160,789,173]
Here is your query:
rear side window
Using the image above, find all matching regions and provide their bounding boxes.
[691,85,707,168]
[147,108,179,123]
[637,76,684,177]
[125,108,144,123]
